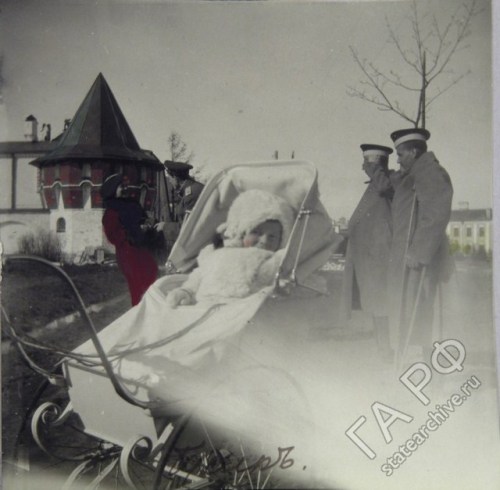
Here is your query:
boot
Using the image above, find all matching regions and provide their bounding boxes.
[373,316,394,363]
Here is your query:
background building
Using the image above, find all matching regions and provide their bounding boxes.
[0,124,54,254]
[0,74,165,262]
[447,201,493,256]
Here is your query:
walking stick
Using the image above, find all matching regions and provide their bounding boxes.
[437,282,444,340]
[397,265,427,371]
[394,191,417,368]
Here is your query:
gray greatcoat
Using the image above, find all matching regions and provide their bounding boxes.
[387,151,453,350]
[339,166,393,323]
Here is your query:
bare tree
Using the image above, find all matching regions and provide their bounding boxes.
[347,0,481,128]
[168,131,194,163]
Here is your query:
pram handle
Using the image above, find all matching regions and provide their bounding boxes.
[4,255,154,410]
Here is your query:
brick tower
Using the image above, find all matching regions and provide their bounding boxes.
[30,74,163,261]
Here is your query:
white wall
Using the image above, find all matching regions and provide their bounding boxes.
[16,158,42,208]
[0,212,50,254]
[0,157,42,209]
[50,208,106,261]
[0,163,13,208]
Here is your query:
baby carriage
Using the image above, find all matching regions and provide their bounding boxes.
[5,160,341,489]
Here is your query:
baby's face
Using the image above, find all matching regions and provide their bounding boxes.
[242,219,283,252]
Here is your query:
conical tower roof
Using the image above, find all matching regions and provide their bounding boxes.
[31,73,162,168]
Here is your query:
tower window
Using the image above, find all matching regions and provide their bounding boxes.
[56,217,66,233]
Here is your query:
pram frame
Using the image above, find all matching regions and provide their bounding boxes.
[5,160,339,489]
[4,256,218,488]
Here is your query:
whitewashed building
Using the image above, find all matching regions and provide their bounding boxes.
[0,74,164,262]
[446,202,493,255]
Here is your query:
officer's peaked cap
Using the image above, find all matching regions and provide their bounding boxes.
[360,144,393,158]
[164,160,193,176]
[390,128,430,148]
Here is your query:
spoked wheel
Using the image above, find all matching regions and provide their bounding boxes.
[153,415,299,490]
[152,413,229,490]
[153,365,313,489]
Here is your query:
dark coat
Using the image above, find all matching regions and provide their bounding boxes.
[387,151,453,349]
[102,199,158,306]
[339,166,393,322]
[174,178,204,222]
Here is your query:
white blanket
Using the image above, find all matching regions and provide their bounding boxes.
[75,275,272,388]
[71,275,314,477]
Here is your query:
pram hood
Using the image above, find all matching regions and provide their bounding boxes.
[66,161,340,457]
[167,160,341,287]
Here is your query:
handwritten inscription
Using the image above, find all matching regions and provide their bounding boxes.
[168,442,295,482]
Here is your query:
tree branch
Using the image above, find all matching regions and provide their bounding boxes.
[347,84,416,125]
[427,0,478,81]
[425,70,470,106]
[348,0,480,127]
[386,16,421,74]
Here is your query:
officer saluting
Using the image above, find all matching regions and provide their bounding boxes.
[339,144,394,360]
[164,160,204,223]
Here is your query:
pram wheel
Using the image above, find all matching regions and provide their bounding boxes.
[153,416,292,490]
[152,365,312,489]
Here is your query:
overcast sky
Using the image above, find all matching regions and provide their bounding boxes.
[0,0,493,219]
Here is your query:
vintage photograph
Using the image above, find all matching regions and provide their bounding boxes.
[0,0,497,489]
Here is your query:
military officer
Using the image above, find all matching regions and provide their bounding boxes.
[339,144,394,360]
[387,128,453,362]
[154,161,205,257]
[164,160,205,223]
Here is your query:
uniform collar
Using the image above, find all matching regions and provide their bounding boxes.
[407,151,435,174]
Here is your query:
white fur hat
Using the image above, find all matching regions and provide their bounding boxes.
[218,189,296,248]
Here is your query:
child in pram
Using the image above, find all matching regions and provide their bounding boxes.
[56,161,340,489]
[167,188,296,308]
[74,162,340,372]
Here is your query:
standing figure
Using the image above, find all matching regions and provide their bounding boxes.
[101,173,158,306]
[387,128,453,360]
[339,144,394,360]
[164,160,204,223]
[156,161,205,253]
